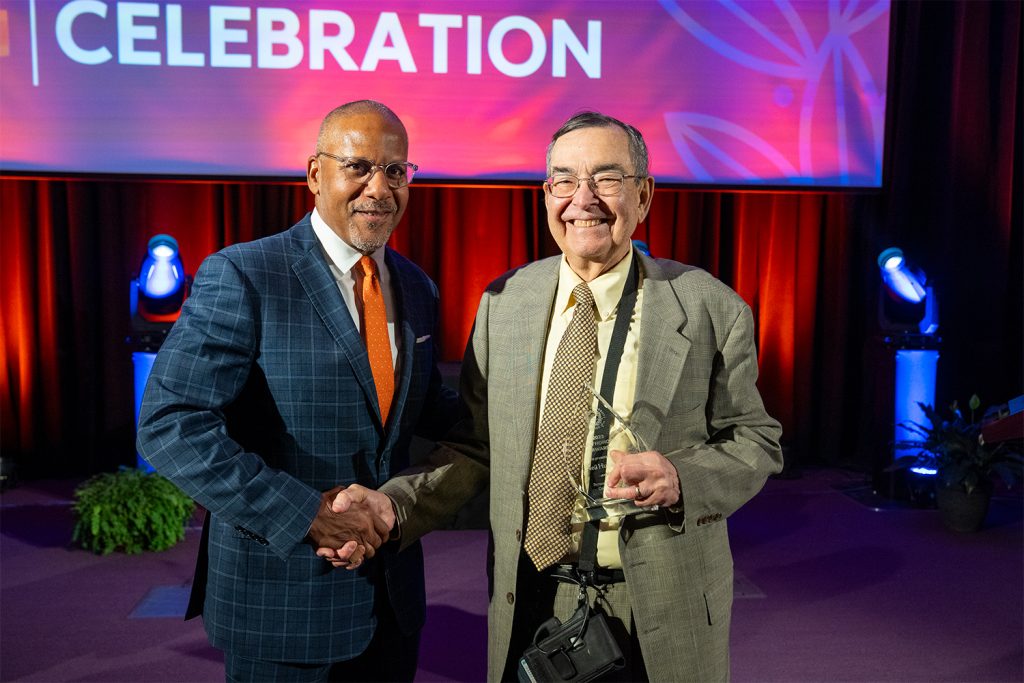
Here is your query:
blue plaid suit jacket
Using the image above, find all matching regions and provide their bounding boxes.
[137,214,458,663]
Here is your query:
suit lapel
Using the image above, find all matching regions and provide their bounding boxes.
[289,222,382,426]
[509,259,559,490]
[383,249,420,447]
[633,255,691,449]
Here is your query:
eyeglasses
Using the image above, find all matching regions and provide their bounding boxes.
[316,152,418,188]
[546,172,640,198]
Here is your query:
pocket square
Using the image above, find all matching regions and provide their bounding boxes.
[415,335,431,344]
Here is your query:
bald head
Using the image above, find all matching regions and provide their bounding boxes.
[316,100,407,154]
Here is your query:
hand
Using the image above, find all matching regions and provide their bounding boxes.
[603,449,681,508]
[307,485,390,568]
[316,485,396,570]
[330,484,396,529]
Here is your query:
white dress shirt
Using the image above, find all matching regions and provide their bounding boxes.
[310,208,399,368]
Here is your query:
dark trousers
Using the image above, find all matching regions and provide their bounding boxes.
[501,554,648,683]
[225,587,420,683]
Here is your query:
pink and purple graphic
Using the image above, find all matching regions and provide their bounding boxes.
[0,0,891,186]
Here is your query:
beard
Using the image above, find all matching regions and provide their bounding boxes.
[348,200,398,253]
[348,221,395,253]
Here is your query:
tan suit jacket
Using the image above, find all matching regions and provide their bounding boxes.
[383,250,783,682]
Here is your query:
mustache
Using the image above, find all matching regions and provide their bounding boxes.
[353,201,397,213]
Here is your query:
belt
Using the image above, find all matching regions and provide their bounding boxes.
[547,564,626,586]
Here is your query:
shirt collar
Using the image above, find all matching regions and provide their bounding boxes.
[310,207,386,274]
[555,249,634,321]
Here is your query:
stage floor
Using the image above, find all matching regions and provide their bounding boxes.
[2,469,1021,682]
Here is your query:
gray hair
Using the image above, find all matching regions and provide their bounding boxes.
[546,111,649,181]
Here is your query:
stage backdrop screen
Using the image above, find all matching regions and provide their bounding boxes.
[0,0,891,186]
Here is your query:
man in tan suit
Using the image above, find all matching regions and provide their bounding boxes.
[331,111,783,681]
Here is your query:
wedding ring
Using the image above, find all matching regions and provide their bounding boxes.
[635,485,643,499]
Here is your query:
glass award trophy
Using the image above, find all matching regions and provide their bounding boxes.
[567,388,659,525]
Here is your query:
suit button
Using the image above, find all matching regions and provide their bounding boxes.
[515,529,521,542]
[506,593,515,605]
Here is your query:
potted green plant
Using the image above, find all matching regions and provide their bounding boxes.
[72,467,195,554]
[890,395,1023,532]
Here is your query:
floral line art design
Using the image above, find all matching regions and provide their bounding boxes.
[659,0,889,186]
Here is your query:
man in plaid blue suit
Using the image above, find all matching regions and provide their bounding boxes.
[137,101,460,682]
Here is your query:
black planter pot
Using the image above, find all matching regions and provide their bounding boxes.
[936,485,992,533]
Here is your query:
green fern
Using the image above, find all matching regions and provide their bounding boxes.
[72,468,195,555]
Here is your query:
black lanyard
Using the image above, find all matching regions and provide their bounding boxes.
[578,253,640,575]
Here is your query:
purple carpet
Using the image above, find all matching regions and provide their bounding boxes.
[1,470,1021,682]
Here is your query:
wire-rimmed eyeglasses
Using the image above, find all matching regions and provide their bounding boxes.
[546,172,640,198]
[316,152,418,188]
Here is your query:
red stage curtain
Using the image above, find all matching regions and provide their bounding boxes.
[0,179,857,475]
[1,1,1019,477]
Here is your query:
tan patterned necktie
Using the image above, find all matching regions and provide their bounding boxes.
[524,282,598,571]
[359,256,394,424]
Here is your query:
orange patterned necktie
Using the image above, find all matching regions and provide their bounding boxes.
[359,256,394,424]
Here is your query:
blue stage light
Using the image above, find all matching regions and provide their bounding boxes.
[877,247,938,336]
[133,234,189,323]
[130,234,191,471]
[140,235,184,298]
[877,247,926,304]
[876,247,941,485]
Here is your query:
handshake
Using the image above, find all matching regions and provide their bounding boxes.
[306,484,395,570]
